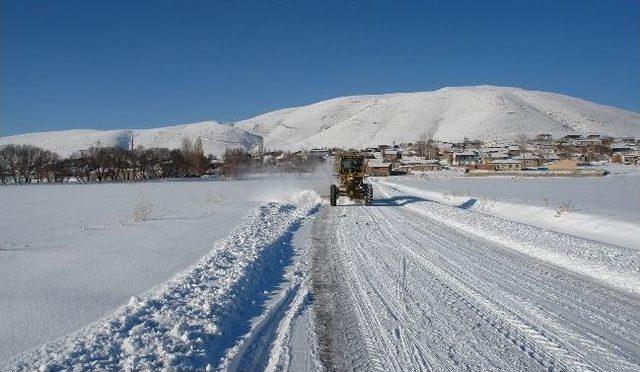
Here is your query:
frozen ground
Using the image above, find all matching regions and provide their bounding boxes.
[3,167,640,371]
[0,172,328,365]
[374,165,640,249]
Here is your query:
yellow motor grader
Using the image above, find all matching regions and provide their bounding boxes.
[330,152,373,206]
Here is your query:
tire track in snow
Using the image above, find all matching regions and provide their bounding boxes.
[311,207,384,372]
[314,189,640,371]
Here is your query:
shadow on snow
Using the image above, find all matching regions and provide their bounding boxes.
[370,195,428,207]
[184,204,319,370]
[457,198,478,210]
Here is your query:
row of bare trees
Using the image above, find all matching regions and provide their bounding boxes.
[0,139,219,184]
[415,130,438,159]
[0,144,62,184]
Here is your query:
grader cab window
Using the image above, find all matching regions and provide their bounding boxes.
[340,157,363,172]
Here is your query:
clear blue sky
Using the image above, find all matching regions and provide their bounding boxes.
[1,0,638,136]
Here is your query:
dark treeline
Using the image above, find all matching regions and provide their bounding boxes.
[0,138,220,184]
[0,138,327,185]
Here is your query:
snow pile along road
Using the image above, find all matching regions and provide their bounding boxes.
[374,177,640,250]
[377,183,640,295]
[5,192,319,371]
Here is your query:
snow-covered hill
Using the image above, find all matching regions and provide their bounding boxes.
[3,86,639,155]
[236,86,640,150]
[0,121,260,157]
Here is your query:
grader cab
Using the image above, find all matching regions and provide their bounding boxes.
[329,152,373,206]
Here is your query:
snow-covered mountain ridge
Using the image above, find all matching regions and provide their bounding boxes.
[2,86,639,155]
[0,121,260,157]
[236,86,640,150]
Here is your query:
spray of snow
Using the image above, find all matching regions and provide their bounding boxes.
[249,163,333,205]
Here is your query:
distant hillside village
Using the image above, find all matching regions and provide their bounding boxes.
[344,133,640,177]
[0,133,638,184]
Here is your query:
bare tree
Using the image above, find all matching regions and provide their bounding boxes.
[193,137,205,174]
[0,145,60,183]
[0,149,7,184]
[179,137,207,176]
[222,148,251,179]
[181,137,192,158]
[69,150,92,182]
[50,157,72,183]
[34,150,60,183]
[134,146,156,179]
[15,145,46,183]
[0,145,20,183]
[516,134,529,156]
[416,129,437,159]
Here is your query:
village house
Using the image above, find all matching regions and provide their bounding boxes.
[610,142,635,154]
[382,149,401,163]
[514,153,543,169]
[535,133,553,143]
[463,139,485,149]
[403,149,418,157]
[562,134,583,141]
[452,150,478,165]
[541,153,560,165]
[547,159,578,171]
[621,153,640,165]
[363,147,380,153]
[397,157,441,173]
[366,161,392,176]
[437,142,454,155]
[490,159,522,171]
[488,152,509,161]
[570,153,588,164]
[507,145,523,157]
[308,148,331,157]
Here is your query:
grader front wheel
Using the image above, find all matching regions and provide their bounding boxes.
[330,184,338,206]
[364,184,373,206]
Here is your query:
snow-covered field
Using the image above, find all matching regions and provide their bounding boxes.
[0,173,328,366]
[374,165,640,249]
[3,166,640,371]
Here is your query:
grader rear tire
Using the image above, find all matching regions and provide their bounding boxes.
[330,184,338,206]
[364,184,373,206]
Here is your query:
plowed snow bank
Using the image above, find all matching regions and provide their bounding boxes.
[6,192,319,371]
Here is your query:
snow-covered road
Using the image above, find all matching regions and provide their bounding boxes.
[312,184,640,371]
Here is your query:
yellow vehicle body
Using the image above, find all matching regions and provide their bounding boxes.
[330,152,373,206]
